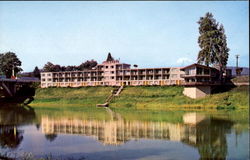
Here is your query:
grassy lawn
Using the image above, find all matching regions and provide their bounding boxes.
[30,86,113,106]
[110,86,249,110]
[30,85,249,110]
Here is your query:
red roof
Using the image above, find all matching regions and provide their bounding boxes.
[181,63,218,70]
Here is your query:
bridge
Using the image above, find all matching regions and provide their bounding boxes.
[0,78,40,97]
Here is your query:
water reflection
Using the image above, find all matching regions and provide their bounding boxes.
[0,106,247,159]
[0,106,36,149]
[40,112,234,159]
[183,113,234,159]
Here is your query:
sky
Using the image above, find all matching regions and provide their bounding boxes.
[0,1,249,72]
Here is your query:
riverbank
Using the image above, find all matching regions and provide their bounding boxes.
[30,85,249,110]
[30,86,113,107]
[112,86,249,110]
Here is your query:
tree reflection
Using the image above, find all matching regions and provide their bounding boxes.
[45,134,57,142]
[0,106,36,149]
[182,117,234,160]
[0,125,23,148]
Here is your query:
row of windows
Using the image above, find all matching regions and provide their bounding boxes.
[105,65,115,69]
[42,69,173,77]
[197,68,210,75]
[45,71,171,77]
[42,78,52,81]
[46,76,173,82]
[41,73,51,77]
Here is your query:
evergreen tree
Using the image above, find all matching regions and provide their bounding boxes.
[33,66,41,79]
[197,12,229,80]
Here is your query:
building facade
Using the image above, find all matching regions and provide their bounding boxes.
[41,54,185,88]
[180,63,221,98]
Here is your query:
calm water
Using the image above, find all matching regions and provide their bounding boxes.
[0,105,249,160]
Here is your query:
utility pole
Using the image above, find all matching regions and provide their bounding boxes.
[235,54,242,76]
[235,54,240,68]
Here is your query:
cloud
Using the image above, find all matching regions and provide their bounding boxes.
[176,57,193,65]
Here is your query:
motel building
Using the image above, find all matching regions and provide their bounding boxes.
[41,53,224,99]
[41,53,186,88]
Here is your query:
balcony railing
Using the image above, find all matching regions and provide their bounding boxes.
[182,81,221,86]
[181,74,211,78]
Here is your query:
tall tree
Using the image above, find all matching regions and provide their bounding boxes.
[197,12,229,80]
[0,52,22,78]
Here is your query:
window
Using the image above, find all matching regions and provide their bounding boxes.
[47,78,52,81]
[42,79,46,81]
[111,66,114,68]
[42,74,45,76]
[197,68,203,75]
[204,69,209,75]
[111,71,114,74]
[47,74,51,76]
[106,66,108,69]
[111,76,114,79]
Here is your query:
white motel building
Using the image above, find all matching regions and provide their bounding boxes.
[41,53,186,88]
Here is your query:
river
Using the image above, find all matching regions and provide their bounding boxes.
[0,105,249,160]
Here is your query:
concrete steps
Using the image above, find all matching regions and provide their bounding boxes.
[96,86,124,107]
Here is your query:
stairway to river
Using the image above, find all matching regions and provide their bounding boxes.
[96,85,124,107]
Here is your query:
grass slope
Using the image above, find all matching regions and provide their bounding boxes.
[110,86,249,110]
[31,86,249,110]
[31,86,113,106]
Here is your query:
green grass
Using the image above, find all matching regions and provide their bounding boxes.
[30,86,113,106]
[31,85,249,110]
[110,86,249,110]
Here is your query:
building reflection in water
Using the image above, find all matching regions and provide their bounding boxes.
[41,112,234,159]
[0,106,36,149]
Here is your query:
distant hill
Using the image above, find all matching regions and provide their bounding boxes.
[227,66,249,76]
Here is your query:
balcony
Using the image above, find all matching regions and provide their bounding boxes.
[181,74,211,78]
[154,71,162,75]
[182,81,221,86]
[162,71,169,74]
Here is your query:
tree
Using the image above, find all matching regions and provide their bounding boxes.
[43,62,54,72]
[65,65,78,71]
[33,66,41,79]
[42,59,98,72]
[197,12,229,80]
[0,52,22,78]
[43,62,61,72]
[78,60,97,70]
